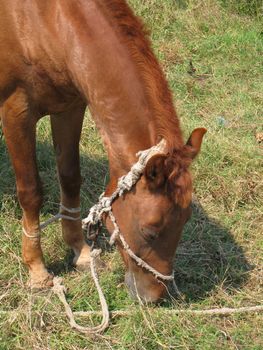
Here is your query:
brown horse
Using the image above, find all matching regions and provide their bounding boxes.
[0,0,206,302]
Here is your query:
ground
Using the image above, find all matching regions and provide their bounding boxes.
[0,1,262,349]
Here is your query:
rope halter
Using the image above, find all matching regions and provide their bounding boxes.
[82,139,175,283]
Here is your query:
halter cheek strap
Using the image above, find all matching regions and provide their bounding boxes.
[108,212,174,281]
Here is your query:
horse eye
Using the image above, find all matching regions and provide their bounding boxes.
[141,227,158,241]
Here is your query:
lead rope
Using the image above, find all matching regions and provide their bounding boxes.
[23,204,110,334]
[52,248,110,334]
[40,204,81,230]
[22,204,81,238]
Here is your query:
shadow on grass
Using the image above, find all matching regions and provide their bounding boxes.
[174,199,252,302]
[0,137,251,301]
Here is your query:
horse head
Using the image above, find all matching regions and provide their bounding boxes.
[105,128,206,302]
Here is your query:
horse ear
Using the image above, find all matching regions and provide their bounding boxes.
[186,128,207,159]
[144,154,167,189]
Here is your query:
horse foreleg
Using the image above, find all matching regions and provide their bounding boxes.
[51,102,91,271]
[1,89,53,288]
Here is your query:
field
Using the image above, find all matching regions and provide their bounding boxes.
[0,0,262,349]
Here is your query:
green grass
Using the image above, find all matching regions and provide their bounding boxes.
[0,0,262,349]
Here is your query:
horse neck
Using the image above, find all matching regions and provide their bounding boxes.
[59,0,183,177]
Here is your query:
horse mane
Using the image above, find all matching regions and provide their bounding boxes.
[97,0,184,151]
[97,0,193,206]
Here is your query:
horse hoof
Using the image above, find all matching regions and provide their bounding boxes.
[28,271,54,290]
[73,246,91,271]
[73,254,90,271]
[74,255,91,271]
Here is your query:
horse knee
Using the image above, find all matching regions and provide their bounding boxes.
[17,184,43,213]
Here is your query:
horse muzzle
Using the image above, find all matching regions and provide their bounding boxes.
[124,270,167,303]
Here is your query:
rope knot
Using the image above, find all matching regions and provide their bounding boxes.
[82,196,112,229]
[91,249,102,259]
